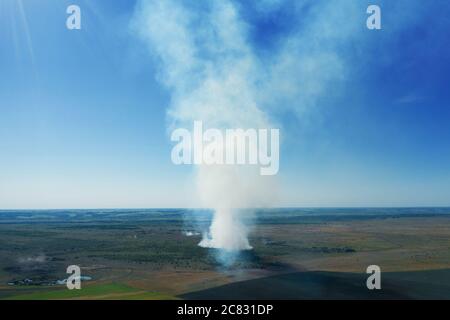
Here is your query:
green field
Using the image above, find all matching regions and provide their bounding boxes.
[5,283,175,300]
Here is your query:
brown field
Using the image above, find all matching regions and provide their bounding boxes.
[0,208,449,299]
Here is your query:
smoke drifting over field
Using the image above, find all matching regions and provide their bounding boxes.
[132,0,279,253]
[132,0,421,257]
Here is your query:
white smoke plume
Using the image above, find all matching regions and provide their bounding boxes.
[132,0,277,252]
[131,0,421,254]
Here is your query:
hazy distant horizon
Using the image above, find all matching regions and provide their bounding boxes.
[1,205,450,211]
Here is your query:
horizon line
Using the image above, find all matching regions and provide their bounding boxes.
[1,206,450,211]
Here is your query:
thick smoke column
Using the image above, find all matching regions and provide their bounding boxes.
[132,0,275,252]
[132,0,418,253]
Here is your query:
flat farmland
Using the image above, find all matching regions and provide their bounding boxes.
[0,208,449,299]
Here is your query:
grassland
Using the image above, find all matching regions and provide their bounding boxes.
[5,283,175,300]
[0,208,449,299]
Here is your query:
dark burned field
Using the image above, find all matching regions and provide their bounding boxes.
[0,208,449,299]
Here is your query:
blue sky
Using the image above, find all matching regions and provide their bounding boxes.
[1,0,449,208]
